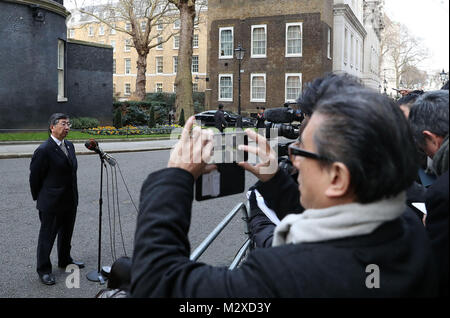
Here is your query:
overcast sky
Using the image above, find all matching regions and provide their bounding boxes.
[64,0,449,73]
[384,0,449,73]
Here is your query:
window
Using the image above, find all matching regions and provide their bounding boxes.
[219,74,233,101]
[344,28,348,64]
[157,36,163,49]
[173,56,178,73]
[251,74,266,102]
[351,34,354,67]
[219,27,233,59]
[99,25,104,36]
[156,83,163,93]
[157,22,163,30]
[251,25,267,58]
[286,23,302,57]
[125,83,131,95]
[173,83,177,93]
[69,29,74,38]
[327,27,332,59]
[285,74,302,102]
[356,39,359,70]
[193,83,198,92]
[113,59,116,74]
[141,21,146,33]
[110,24,116,34]
[156,56,163,74]
[124,39,131,52]
[174,19,180,29]
[110,40,116,52]
[125,23,131,32]
[88,26,94,36]
[125,58,131,74]
[57,39,66,101]
[193,34,199,48]
[191,55,199,73]
[173,35,179,49]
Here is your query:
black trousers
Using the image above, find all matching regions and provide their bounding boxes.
[36,207,77,275]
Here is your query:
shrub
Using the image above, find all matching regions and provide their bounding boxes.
[148,107,156,128]
[71,117,100,129]
[122,105,149,126]
[113,109,123,128]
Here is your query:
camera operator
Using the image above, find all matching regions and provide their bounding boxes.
[130,74,438,297]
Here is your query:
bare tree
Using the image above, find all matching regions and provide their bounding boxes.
[71,0,180,101]
[401,64,428,89]
[380,14,429,89]
[167,0,206,122]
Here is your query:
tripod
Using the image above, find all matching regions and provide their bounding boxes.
[86,156,108,284]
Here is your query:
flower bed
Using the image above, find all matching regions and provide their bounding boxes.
[84,124,181,136]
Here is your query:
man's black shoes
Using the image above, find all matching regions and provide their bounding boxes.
[58,260,85,269]
[39,273,55,286]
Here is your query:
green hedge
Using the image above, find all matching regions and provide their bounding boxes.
[71,117,100,129]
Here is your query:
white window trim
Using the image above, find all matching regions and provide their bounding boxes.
[173,35,179,49]
[250,73,266,103]
[124,83,131,96]
[193,34,199,48]
[285,22,303,57]
[57,39,67,102]
[157,36,163,50]
[191,55,199,74]
[173,56,178,74]
[285,73,302,103]
[327,27,332,60]
[156,56,164,74]
[99,25,105,36]
[155,83,163,93]
[124,58,131,74]
[219,27,234,59]
[124,39,131,52]
[251,24,267,58]
[218,74,233,102]
[88,26,94,37]
[173,19,180,29]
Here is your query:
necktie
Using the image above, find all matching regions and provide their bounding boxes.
[60,141,68,157]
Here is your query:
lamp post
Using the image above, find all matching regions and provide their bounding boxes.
[440,69,448,86]
[234,44,245,128]
[383,78,387,95]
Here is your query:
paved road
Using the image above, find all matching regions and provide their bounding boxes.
[0,150,257,298]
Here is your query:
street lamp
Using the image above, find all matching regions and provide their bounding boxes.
[383,78,387,95]
[234,43,245,128]
[439,69,448,86]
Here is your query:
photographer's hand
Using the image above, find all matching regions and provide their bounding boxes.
[238,129,279,182]
[168,116,216,180]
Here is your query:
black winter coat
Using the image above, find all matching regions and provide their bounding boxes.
[130,168,438,297]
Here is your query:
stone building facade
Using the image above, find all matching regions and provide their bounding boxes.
[206,0,334,115]
[67,5,208,101]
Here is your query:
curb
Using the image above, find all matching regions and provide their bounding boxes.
[0,147,173,160]
[0,137,172,146]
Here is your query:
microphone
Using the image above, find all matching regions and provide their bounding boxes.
[84,139,116,166]
[264,107,303,123]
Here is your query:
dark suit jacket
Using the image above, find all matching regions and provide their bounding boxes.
[29,137,78,212]
[214,110,227,131]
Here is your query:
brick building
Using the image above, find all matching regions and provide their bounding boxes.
[206,0,334,115]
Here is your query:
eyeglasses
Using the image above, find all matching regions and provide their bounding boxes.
[288,141,332,162]
[58,121,72,128]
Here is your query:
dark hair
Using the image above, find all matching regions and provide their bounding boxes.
[408,90,449,148]
[218,104,224,109]
[48,113,69,134]
[297,73,363,116]
[309,75,418,203]
[397,90,424,108]
[107,256,132,291]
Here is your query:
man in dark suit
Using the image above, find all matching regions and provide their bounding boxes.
[214,104,227,133]
[29,113,84,285]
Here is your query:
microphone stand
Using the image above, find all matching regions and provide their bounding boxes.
[87,155,107,284]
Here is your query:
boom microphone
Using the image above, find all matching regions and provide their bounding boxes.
[264,107,304,123]
[85,139,116,166]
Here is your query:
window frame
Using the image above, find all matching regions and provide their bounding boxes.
[219,27,234,59]
[218,74,233,102]
[250,73,266,103]
[57,39,67,102]
[285,22,303,57]
[251,24,267,58]
[124,58,131,74]
[285,73,302,103]
[156,56,164,74]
